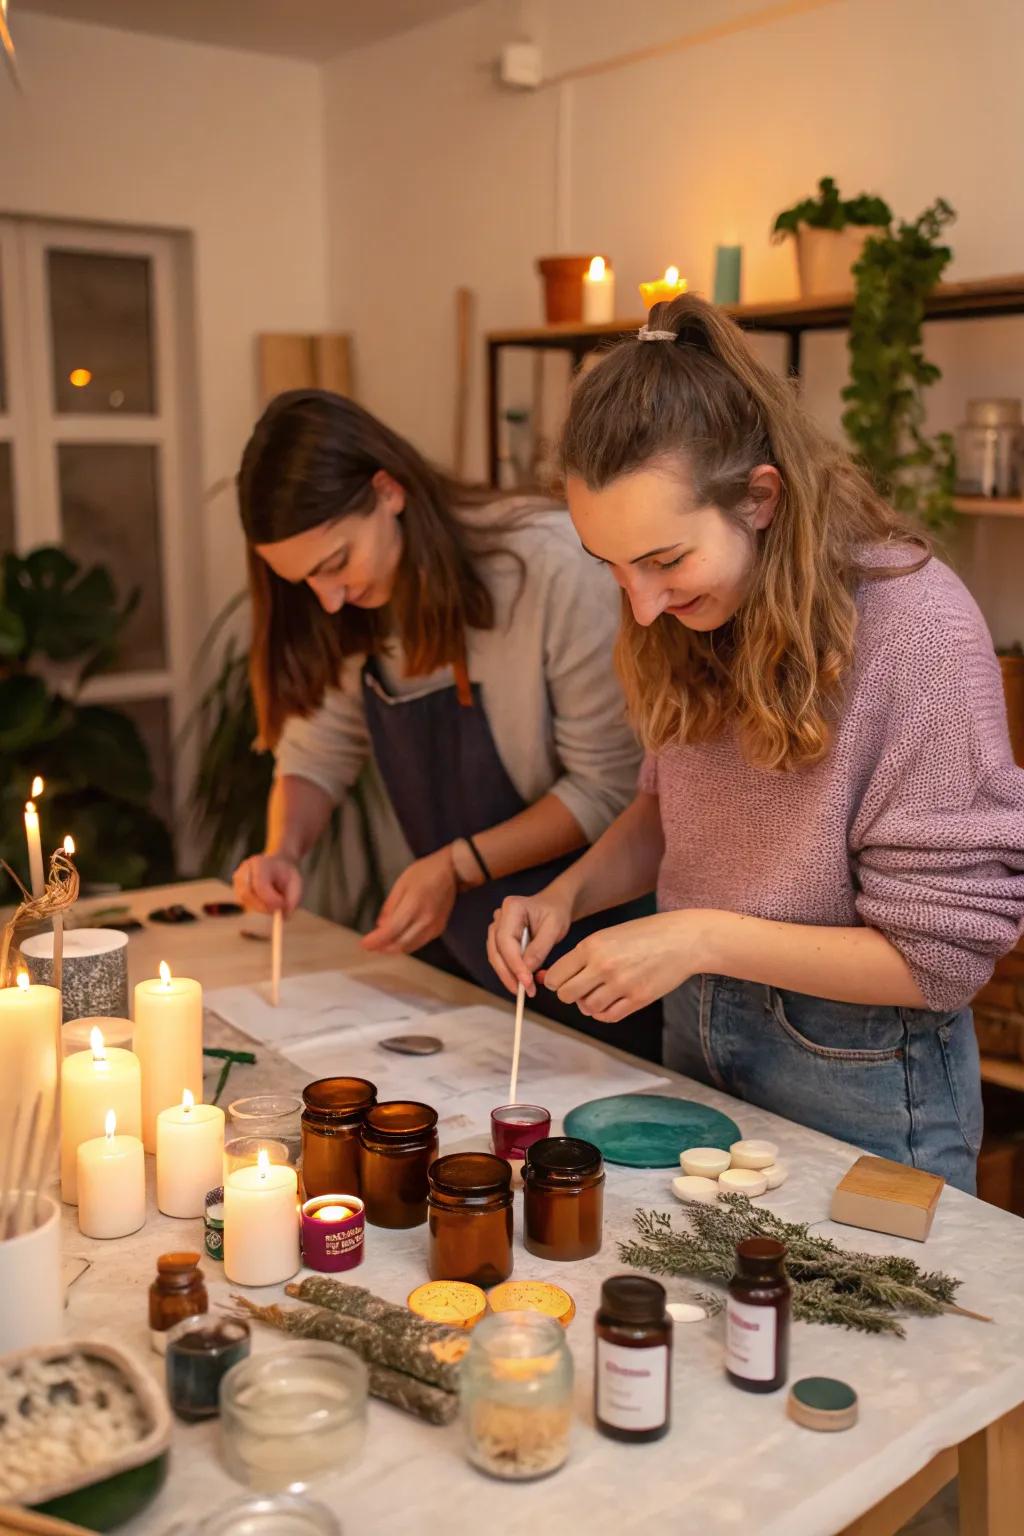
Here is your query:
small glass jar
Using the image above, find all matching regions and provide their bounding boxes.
[165,1316,251,1422]
[594,1275,671,1443]
[184,1494,340,1536]
[228,1094,303,1164]
[358,1101,438,1228]
[460,1311,574,1481]
[490,1104,551,1161]
[522,1137,604,1261]
[428,1153,513,1286]
[148,1251,208,1355]
[220,1340,368,1491]
[726,1237,791,1394]
[955,398,1023,498]
[301,1078,377,1199]
[224,1136,290,1183]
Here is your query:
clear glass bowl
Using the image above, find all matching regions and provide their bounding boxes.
[228,1094,303,1164]
[180,1493,340,1535]
[460,1310,574,1481]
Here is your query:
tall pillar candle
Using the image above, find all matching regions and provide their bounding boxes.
[134,963,203,1153]
[224,1151,300,1286]
[60,1026,142,1204]
[77,1111,146,1240]
[582,256,616,324]
[24,777,44,896]
[157,1091,225,1217]
[0,974,60,1134]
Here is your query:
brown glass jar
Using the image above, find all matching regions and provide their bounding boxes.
[522,1137,604,1261]
[428,1153,513,1287]
[725,1237,791,1393]
[359,1101,439,1228]
[301,1077,377,1199]
[148,1251,208,1355]
[594,1275,671,1442]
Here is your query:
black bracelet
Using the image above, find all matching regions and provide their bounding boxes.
[463,835,492,885]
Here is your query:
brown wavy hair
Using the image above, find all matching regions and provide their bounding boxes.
[238,390,507,748]
[560,294,929,771]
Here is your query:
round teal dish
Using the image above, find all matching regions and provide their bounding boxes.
[563,1094,741,1167]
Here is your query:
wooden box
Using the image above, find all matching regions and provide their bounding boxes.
[830,1155,944,1242]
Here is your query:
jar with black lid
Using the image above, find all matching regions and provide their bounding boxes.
[428,1153,513,1286]
[594,1275,671,1442]
[725,1237,791,1393]
[359,1101,439,1228]
[522,1136,604,1261]
[301,1077,377,1199]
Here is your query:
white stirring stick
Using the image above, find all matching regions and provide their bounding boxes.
[507,925,530,1106]
[271,909,283,1007]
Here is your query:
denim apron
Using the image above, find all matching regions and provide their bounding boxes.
[361,654,663,1062]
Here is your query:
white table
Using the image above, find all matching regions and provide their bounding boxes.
[59,882,1024,1536]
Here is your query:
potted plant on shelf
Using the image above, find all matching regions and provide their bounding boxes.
[772,176,891,297]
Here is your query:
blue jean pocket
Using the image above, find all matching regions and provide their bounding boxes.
[768,989,906,1062]
[935,1015,983,1157]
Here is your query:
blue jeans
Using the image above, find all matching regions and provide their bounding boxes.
[663,976,982,1194]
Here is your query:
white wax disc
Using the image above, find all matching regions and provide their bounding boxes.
[671,1174,720,1204]
[667,1302,707,1324]
[763,1161,788,1189]
[729,1139,778,1170]
[719,1167,768,1197]
[679,1147,731,1178]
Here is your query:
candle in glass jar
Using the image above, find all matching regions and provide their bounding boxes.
[61,1025,142,1204]
[224,1151,300,1286]
[157,1090,226,1218]
[77,1110,146,1239]
[0,972,60,1135]
[134,962,203,1152]
[24,777,44,896]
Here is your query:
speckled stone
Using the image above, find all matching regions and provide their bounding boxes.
[21,927,129,1023]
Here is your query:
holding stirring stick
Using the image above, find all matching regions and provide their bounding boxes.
[507,925,530,1105]
[271,908,283,1006]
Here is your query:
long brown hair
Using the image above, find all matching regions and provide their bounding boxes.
[238,390,503,748]
[560,295,928,771]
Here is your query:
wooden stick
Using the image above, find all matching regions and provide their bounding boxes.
[28,1093,60,1230]
[507,926,530,1106]
[0,1503,97,1534]
[0,1099,20,1239]
[453,286,474,478]
[271,909,283,1007]
[52,911,64,994]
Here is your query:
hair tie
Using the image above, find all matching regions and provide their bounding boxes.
[638,322,711,351]
[638,326,676,342]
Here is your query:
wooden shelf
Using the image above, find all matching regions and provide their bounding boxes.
[980,1054,1024,1092]
[953,496,1024,519]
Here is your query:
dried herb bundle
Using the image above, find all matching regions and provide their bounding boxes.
[619,1195,987,1338]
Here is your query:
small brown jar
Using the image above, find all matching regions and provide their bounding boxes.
[301,1077,377,1199]
[594,1275,671,1442]
[725,1237,791,1394]
[359,1101,439,1228]
[428,1153,513,1287]
[149,1251,208,1355]
[522,1137,604,1261]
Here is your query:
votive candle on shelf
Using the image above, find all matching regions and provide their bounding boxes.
[157,1090,226,1218]
[224,1151,300,1287]
[582,256,615,325]
[0,972,60,1134]
[61,1025,142,1204]
[24,776,44,896]
[134,962,203,1152]
[638,265,688,309]
[77,1110,146,1239]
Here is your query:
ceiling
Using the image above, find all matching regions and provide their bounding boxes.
[16,0,483,61]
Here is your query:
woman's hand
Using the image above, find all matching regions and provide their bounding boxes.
[233,853,303,915]
[361,848,457,955]
[487,888,575,997]
[542,911,704,1023]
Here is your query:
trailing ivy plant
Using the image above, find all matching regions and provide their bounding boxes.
[772,176,891,237]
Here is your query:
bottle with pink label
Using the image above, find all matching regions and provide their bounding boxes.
[594,1276,672,1442]
[725,1237,791,1393]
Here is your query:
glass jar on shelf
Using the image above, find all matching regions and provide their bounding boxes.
[954,398,1023,498]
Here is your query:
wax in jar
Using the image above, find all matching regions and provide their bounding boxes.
[61,1026,142,1204]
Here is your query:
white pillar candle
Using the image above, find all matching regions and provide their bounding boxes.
[77,1111,146,1239]
[134,962,203,1153]
[24,777,44,896]
[0,974,60,1134]
[224,1151,300,1287]
[582,255,616,324]
[61,1027,142,1204]
[157,1090,225,1217]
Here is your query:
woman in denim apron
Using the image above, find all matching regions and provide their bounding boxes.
[490,297,1024,1192]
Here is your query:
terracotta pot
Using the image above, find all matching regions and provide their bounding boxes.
[1000,653,1024,766]
[536,255,594,324]
[794,226,886,298]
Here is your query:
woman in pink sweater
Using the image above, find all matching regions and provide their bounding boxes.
[489,294,1024,1193]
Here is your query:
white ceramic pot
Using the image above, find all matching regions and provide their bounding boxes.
[0,1192,63,1353]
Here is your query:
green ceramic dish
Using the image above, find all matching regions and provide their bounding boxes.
[563,1093,741,1167]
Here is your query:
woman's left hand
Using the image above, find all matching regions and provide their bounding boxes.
[361,848,457,955]
[541,912,704,1023]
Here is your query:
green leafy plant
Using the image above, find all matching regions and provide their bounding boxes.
[0,547,174,892]
[841,198,958,529]
[772,176,892,238]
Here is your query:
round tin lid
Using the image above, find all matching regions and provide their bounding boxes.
[787,1377,859,1432]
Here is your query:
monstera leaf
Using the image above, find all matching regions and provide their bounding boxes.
[2,547,137,674]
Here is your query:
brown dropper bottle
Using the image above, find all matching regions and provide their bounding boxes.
[725,1237,791,1393]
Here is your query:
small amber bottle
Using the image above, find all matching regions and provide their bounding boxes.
[594,1276,672,1442]
[522,1137,604,1261]
[725,1237,791,1393]
[301,1077,377,1199]
[427,1153,513,1287]
[148,1251,208,1355]
[359,1101,439,1228]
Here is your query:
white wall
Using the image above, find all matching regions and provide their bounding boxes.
[323,0,1024,644]
[1,11,330,630]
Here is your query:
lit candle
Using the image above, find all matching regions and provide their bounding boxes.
[157,1089,226,1218]
[60,1024,142,1204]
[0,972,60,1134]
[582,255,616,325]
[638,264,689,309]
[77,1110,146,1240]
[312,1205,354,1222]
[224,1150,300,1286]
[24,777,44,896]
[134,961,203,1153]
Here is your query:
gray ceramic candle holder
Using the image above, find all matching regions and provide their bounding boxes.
[21,927,130,1023]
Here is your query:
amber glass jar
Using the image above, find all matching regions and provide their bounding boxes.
[522,1137,604,1261]
[301,1078,377,1199]
[594,1275,671,1443]
[359,1101,439,1228]
[725,1237,791,1394]
[149,1251,208,1355]
[427,1153,513,1287]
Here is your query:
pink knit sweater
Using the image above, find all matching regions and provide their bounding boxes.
[639,550,1024,1011]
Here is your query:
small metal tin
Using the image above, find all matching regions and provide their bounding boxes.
[787,1376,859,1432]
[205,1185,225,1262]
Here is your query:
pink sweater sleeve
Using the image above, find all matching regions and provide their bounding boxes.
[638,752,659,794]
[850,593,1024,1012]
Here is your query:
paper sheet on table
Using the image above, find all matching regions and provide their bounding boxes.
[205,969,425,1048]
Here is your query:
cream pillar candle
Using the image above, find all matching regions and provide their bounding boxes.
[134,962,203,1153]
[582,256,616,324]
[77,1111,146,1239]
[157,1090,225,1217]
[0,973,60,1134]
[24,777,44,896]
[61,1026,142,1204]
[224,1151,300,1286]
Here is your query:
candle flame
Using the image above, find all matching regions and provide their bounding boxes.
[90,1025,106,1061]
[25,800,36,816]
[16,971,29,992]
[665,265,680,285]
[182,1088,195,1113]
[257,1149,270,1181]
[159,961,171,987]
[63,835,75,855]
[105,1109,116,1139]
[31,776,43,799]
[587,256,606,280]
